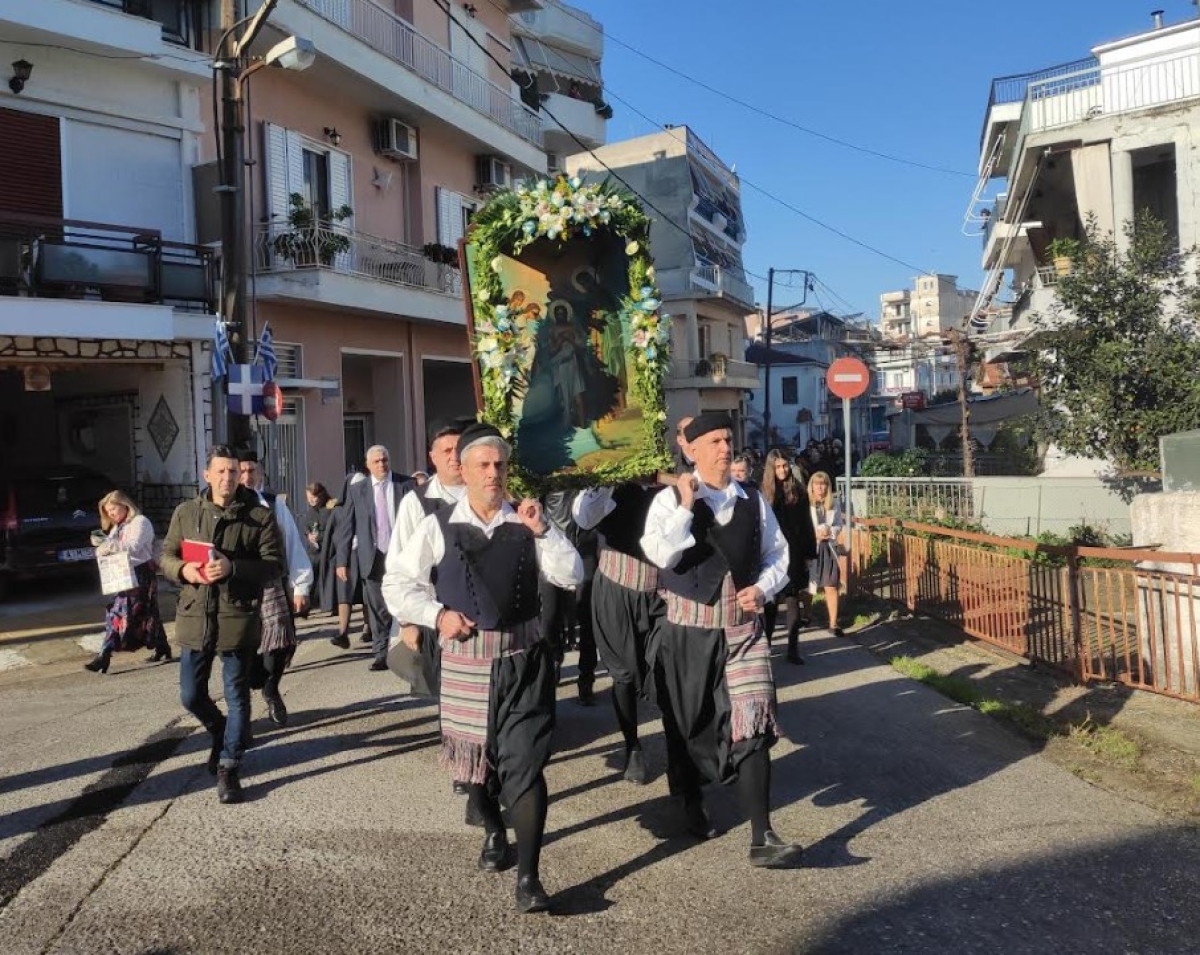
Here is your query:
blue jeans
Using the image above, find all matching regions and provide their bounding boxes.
[180,646,255,769]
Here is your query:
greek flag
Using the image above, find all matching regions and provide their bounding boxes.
[255,322,278,382]
[227,364,264,417]
[212,319,231,381]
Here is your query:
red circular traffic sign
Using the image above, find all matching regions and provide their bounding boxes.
[827,357,871,400]
[260,381,282,421]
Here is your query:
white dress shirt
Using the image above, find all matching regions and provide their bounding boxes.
[640,473,790,602]
[257,491,313,597]
[571,486,616,531]
[371,474,398,552]
[383,475,467,622]
[383,497,584,631]
[99,514,155,567]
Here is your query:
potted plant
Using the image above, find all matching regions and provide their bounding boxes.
[422,243,460,268]
[1046,236,1081,277]
[272,192,353,267]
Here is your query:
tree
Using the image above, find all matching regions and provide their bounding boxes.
[1033,212,1200,472]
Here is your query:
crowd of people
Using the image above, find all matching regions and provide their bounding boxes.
[82,414,852,915]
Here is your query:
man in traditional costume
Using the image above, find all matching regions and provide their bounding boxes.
[571,482,663,783]
[641,412,803,867]
[388,423,583,913]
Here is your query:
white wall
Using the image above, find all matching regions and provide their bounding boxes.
[747,364,828,446]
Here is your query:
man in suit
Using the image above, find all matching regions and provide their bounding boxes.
[335,444,410,671]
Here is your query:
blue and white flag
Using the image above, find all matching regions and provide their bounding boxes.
[227,364,264,417]
[212,319,232,381]
[255,322,278,382]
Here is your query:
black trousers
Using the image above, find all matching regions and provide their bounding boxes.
[540,578,596,683]
[362,550,393,662]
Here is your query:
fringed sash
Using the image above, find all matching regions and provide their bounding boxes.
[259,581,296,653]
[439,617,541,784]
[664,575,778,743]
[598,547,660,593]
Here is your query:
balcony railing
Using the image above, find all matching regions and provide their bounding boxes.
[253,221,462,297]
[658,265,756,309]
[0,214,214,310]
[295,0,544,147]
[1023,46,1200,135]
[670,355,758,385]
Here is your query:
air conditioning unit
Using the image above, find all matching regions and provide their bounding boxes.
[374,118,418,161]
[476,155,511,191]
[546,152,561,175]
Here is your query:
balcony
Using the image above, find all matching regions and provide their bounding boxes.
[667,355,759,391]
[542,91,607,151]
[514,2,602,57]
[86,0,210,51]
[0,214,214,310]
[252,222,464,325]
[658,265,756,310]
[279,0,544,158]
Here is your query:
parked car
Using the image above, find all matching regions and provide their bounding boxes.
[0,466,114,601]
[866,430,893,453]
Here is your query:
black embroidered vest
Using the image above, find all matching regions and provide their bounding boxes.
[658,489,762,605]
[597,483,655,560]
[432,509,540,629]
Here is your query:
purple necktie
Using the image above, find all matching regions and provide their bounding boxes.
[374,480,391,552]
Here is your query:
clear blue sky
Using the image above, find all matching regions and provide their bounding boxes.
[582,0,1185,319]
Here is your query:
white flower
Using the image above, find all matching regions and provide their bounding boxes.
[476,288,490,302]
[490,256,503,273]
[646,266,656,281]
[625,241,639,255]
[570,176,582,189]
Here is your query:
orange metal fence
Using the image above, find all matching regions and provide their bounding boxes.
[850,519,1200,704]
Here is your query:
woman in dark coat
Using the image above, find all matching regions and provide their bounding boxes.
[761,448,817,664]
[318,472,371,645]
[303,482,335,615]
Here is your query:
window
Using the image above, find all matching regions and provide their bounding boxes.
[302,148,330,219]
[698,323,710,358]
[1132,144,1178,248]
[781,376,798,405]
[436,187,477,246]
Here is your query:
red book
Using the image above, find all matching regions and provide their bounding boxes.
[181,539,215,582]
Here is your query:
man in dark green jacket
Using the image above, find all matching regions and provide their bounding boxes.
[161,445,283,804]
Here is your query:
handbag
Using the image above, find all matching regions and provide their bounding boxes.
[98,551,138,595]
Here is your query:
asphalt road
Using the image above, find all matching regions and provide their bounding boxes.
[1,620,1197,955]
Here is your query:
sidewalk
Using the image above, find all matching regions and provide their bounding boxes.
[2,618,1198,953]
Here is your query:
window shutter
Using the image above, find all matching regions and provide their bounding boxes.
[263,122,291,225]
[285,129,305,203]
[436,186,457,246]
[329,149,352,223]
[0,107,62,218]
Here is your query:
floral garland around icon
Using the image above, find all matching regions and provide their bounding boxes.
[467,175,673,492]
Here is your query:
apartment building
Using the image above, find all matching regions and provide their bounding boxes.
[565,127,759,442]
[0,0,218,525]
[202,0,581,504]
[873,274,975,404]
[969,9,1200,346]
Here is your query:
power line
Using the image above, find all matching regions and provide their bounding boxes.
[603,85,937,278]
[493,0,974,179]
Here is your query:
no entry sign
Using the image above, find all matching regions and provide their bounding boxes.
[827,357,870,400]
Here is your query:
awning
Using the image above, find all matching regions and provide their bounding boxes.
[513,36,601,85]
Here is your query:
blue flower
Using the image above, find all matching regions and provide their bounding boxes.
[522,220,536,235]
[646,345,657,360]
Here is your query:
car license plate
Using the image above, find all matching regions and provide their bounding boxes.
[57,548,95,562]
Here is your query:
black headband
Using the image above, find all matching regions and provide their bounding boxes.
[456,422,504,458]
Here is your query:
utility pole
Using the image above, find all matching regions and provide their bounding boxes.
[949,326,975,478]
[760,268,814,454]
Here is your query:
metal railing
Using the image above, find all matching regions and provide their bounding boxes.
[253,221,462,296]
[0,213,214,310]
[847,477,976,522]
[1025,46,1200,134]
[852,518,1200,704]
[669,355,758,385]
[295,0,544,147]
[658,265,756,309]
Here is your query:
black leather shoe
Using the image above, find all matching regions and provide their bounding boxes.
[368,658,388,672]
[682,799,717,840]
[831,626,846,638]
[83,652,110,674]
[206,718,227,776]
[146,645,173,663]
[266,694,288,726]
[785,648,805,665]
[577,681,595,706]
[623,747,647,785]
[749,830,803,868]
[216,766,243,804]
[330,634,350,650]
[360,629,373,644]
[478,831,512,872]
[515,874,550,914]
[453,781,468,796]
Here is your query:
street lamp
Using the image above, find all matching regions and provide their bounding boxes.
[212,0,314,448]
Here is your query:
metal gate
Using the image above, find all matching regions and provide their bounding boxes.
[263,398,306,518]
